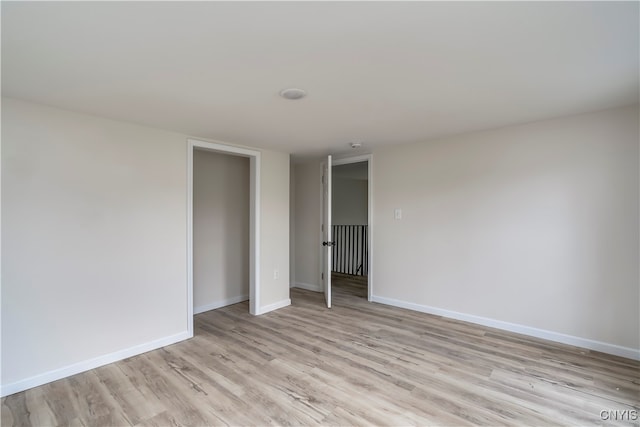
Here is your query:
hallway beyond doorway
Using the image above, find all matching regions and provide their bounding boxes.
[332,272,367,300]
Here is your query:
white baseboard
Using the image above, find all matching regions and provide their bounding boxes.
[371,295,640,361]
[1,331,191,397]
[194,295,249,314]
[292,282,322,292]
[256,298,291,315]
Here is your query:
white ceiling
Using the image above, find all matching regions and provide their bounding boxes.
[2,2,638,158]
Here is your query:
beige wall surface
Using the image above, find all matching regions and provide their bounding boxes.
[373,106,639,350]
[332,174,368,225]
[193,150,249,311]
[1,98,188,386]
[259,149,291,307]
[289,161,296,286]
[1,97,291,393]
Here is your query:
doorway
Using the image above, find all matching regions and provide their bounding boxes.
[193,148,249,314]
[332,159,370,300]
[187,139,261,337]
[321,154,372,307]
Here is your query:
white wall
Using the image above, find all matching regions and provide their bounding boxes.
[1,98,188,391]
[292,160,322,291]
[373,106,639,355]
[289,161,296,287]
[193,150,249,313]
[259,150,291,308]
[1,97,290,395]
[332,173,368,225]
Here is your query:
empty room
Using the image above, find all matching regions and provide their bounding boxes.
[2,2,638,426]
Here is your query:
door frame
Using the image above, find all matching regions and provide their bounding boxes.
[325,154,373,302]
[187,138,261,337]
[321,156,333,308]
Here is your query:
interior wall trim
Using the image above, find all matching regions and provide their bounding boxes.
[255,298,291,315]
[1,331,190,397]
[194,295,250,314]
[292,282,322,292]
[371,295,640,361]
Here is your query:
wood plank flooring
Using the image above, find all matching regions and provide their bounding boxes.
[3,275,639,426]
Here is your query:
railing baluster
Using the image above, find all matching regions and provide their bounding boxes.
[331,225,368,277]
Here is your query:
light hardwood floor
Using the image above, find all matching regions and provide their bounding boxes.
[3,275,639,426]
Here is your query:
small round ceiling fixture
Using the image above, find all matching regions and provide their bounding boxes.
[350,142,362,149]
[279,88,307,100]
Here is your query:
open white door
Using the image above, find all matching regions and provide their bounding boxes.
[322,155,332,308]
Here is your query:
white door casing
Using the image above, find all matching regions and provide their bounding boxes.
[187,138,261,336]
[332,154,373,302]
[322,155,332,308]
